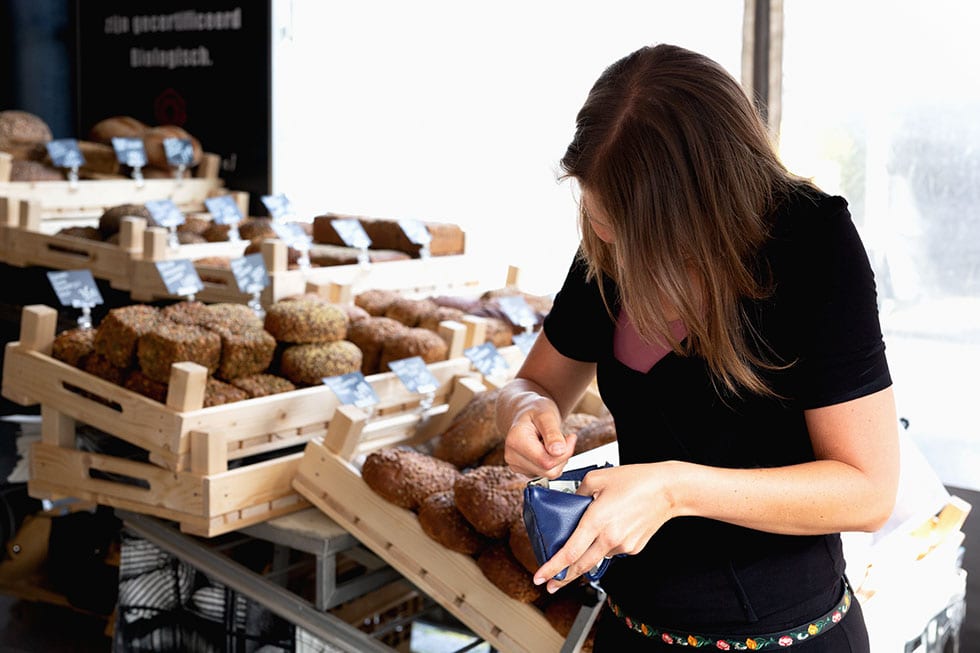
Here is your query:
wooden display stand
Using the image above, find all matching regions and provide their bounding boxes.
[0,151,224,224]
[187,242,516,308]
[0,197,251,297]
[1,305,492,537]
[292,376,604,653]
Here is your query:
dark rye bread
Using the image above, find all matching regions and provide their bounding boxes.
[361,446,462,511]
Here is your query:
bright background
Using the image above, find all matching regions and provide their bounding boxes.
[270,0,744,296]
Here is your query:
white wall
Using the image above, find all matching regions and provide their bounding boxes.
[271,1,743,296]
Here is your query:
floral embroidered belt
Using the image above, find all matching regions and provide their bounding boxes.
[606,584,852,650]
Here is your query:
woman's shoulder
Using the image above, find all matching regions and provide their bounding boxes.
[769,183,855,247]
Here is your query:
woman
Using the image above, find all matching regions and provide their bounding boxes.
[497,44,898,651]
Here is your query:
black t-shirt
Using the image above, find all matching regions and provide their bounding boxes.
[543,188,891,630]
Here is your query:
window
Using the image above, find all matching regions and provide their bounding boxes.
[780,1,980,489]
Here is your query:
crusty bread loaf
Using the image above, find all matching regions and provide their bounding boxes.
[453,465,528,539]
[361,446,462,511]
[87,115,150,144]
[418,490,488,555]
[0,110,52,160]
[432,389,504,468]
[476,543,542,603]
[378,327,448,371]
[142,125,203,170]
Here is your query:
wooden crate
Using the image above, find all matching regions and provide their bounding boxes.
[2,305,487,536]
[0,151,224,223]
[3,305,476,472]
[181,240,514,307]
[292,376,589,653]
[0,197,251,294]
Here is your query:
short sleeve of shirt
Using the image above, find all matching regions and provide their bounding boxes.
[777,195,892,409]
[542,253,615,363]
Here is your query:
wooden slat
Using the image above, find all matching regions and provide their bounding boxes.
[293,444,563,653]
[0,175,223,219]
[28,441,307,537]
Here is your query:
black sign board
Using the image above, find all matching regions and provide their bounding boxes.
[154,259,204,296]
[46,270,104,308]
[261,193,295,220]
[322,372,380,409]
[204,194,243,225]
[75,2,272,214]
[332,218,372,249]
[163,137,195,167]
[46,139,86,169]
[269,221,309,248]
[230,253,269,293]
[145,199,185,228]
[464,341,509,377]
[498,295,538,330]
[397,218,432,246]
[387,356,439,394]
[111,136,148,168]
[513,331,539,355]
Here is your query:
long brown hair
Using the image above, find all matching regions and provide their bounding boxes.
[561,44,810,396]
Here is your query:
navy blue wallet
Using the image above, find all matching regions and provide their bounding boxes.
[522,464,613,582]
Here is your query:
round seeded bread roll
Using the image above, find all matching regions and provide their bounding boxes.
[361,446,462,511]
[279,341,362,385]
[264,299,348,343]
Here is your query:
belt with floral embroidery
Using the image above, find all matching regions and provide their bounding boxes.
[606,584,852,650]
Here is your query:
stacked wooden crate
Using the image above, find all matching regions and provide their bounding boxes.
[2,303,495,537]
[0,151,250,300]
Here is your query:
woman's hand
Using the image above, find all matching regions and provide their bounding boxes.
[502,392,577,479]
[533,462,681,593]
[495,331,597,478]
